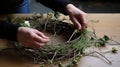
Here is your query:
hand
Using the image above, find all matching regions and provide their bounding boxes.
[17,27,49,48]
[66,4,88,30]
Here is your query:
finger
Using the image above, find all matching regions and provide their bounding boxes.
[21,39,39,48]
[23,39,46,48]
[70,16,82,30]
[33,33,49,43]
[32,41,45,48]
[78,13,88,30]
[31,43,41,48]
[35,30,49,39]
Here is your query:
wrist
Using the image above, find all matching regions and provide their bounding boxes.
[17,27,24,41]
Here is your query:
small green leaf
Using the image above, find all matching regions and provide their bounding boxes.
[95,42,101,47]
[72,59,78,66]
[48,60,52,64]
[47,12,53,19]
[66,65,72,67]
[112,47,118,53]
[54,12,60,19]
[58,61,64,67]
[103,35,110,41]
[39,64,44,67]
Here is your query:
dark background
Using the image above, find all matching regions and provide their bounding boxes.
[29,0,120,13]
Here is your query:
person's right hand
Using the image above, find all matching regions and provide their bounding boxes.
[65,4,88,30]
[17,27,49,48]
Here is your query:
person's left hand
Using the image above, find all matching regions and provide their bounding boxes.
[66,4,88,30]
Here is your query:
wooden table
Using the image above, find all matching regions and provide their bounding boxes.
[79,13,120,67]
[0,14,120,67]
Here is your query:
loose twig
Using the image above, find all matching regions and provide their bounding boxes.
[86,51,112,65]
[67,30,76,42]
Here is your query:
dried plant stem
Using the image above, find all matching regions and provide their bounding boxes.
[51,52,57,62]
[87,51,112,65]
[67,30,76,42]
[92,27,97,38]
[110,39,120,45]
[57,49,75,60]
[50,52,57,67]
[51,22,57,46]
[43,18,48,33]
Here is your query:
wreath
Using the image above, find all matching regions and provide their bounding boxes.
[5,12,119,67]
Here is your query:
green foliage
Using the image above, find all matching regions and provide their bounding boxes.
[73,29,88,52]
[58,61,64,67]
[112,47,118,53]
[72,59,78,66]
[48,60,53,64]
[39,64,44,67]
[57,44,69,54]
[103,35,110,41]
[96,35,110,47]
[47,12,53,19]
[54,12,60,19]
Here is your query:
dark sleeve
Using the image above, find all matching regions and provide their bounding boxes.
[36,0,71,14]
[0,20,19,41]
